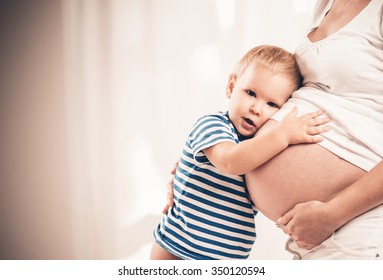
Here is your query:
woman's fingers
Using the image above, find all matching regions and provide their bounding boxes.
[170,160,178,175]
[167,178,174,205]
[162,161,178,214]
[162,204,169,214]
[276,208,296,235]
[162,179,174,214]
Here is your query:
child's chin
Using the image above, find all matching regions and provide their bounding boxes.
[242,128,256,137]
[238,130,256,140]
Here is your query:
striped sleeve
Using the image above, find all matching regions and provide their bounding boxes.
[188,113,236,164]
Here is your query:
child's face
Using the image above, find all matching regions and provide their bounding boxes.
[226,64,295,137]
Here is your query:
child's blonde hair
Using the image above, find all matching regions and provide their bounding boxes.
[233,45,302,90]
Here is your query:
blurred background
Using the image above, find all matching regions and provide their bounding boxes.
[0,0,315,259]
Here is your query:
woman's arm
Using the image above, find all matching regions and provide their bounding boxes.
[277,160,383,249]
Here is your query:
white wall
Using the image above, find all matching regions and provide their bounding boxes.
[0,0,316,260]
[0,0,72,259]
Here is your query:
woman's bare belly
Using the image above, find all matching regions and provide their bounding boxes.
[246,142,366,222]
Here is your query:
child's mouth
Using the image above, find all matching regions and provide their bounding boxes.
[244,118,255,127]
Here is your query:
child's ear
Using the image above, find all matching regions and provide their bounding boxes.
[226,73,236,98]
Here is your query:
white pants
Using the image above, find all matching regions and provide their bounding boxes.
[285,204,383,260]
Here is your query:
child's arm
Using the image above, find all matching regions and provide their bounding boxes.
[203,107,330,175]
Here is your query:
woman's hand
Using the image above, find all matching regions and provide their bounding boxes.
[276,200,340,249]
[162,161,178,214]
[278,161,383,249]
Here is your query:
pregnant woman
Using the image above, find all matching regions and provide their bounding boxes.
[246,0,383,259]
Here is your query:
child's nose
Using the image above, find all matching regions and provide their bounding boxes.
[250,102,263,116]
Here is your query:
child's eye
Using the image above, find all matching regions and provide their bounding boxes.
[246,90,256,97]
[267,102,279,108]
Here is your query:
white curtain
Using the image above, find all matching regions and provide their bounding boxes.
[62,0,315,259]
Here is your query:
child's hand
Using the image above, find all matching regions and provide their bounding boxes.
[279,107,330,145]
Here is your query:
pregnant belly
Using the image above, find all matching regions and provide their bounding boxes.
[245,143,365,222]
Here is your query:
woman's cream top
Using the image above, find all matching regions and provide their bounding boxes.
[272,0,383,171]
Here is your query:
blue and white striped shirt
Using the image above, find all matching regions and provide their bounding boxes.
[154,112,257,259]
